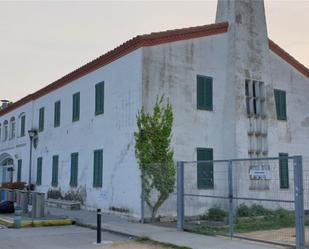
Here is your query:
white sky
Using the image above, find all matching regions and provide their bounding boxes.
[0,0,308,102]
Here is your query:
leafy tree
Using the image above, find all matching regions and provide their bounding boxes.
[134,96,175,221]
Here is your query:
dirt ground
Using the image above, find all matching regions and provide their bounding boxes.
[105,241,168,249]
[239,227,307,245]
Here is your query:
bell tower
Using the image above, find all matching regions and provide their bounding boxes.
[215,0,273,158]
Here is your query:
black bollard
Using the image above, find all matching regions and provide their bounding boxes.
[97,208,101,244]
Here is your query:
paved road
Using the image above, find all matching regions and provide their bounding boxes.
[0,225,130,249]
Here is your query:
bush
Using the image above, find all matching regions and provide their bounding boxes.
[236,204,274,217]
[207,207,228,221]
[1,182,26,190]
[47,189,62,199]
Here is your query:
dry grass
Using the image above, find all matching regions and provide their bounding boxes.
[104,241,170,249]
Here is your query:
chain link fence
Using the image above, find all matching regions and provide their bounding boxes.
[176,156,305,248]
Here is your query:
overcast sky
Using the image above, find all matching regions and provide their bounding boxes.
[0,0,308,102]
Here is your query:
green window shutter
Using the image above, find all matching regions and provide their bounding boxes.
[93,150,103,187]
[95,82,104,115]
[279,153,289,189]
[20,115,26,137]
[39,107,45,132]
[197,148,214,189]
[72,92,80,122]
[197,75,213,110]
[54,101,61,127]
[36,157,42,185]
[274,89,287,120]
[52,155,59,187]
[17,159,22,182]
[70,153,78,187]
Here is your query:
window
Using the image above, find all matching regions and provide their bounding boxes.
[20,114,26,137]
[93,149,103,187]
[197,75,213,110]
[95,82,104,115]
[197,148,214,189]
[54,101,61,127]
[0,124,1,141]
[17,159,22,182]
[274,89,287,120]
[39,107,45,132]
[36,157,42,185]
[9,117,16,139]
[279,153,289,189]
[70,153,78,187]
[52,155,59,187]
[72,92,80,122]
[3,120,8,141]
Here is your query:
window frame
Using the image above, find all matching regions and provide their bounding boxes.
[39,107,45,132]
[36,157,43,185]
[279,153,289,189]
[95,81,104,116]
[54,100,61,128]
[274,89,287,121]
[72,92,80,122]
[70,152,79,187]
[197,75,213,111]
[197,147,214,189]
[93,149,103,188]
[52,155,59,187]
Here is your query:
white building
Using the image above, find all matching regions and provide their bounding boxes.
[0,0,308,218]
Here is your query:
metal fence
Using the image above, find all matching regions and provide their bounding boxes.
[176,156,305,249]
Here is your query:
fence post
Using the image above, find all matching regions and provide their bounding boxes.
[177,161,184,231]
[294,156,305,249]
[228,160,234,237]
[141,174,145,224]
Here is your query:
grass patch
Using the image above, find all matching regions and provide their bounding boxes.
[186,205,299,235]
[136,236,192,249]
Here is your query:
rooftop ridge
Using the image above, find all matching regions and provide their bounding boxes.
[0,22,308,118]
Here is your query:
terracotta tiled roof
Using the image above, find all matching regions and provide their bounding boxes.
[268,39,309,78]
[0,22,228,117]
[0,21,308,117]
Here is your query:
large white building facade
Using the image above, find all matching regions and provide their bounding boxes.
[0,0,308,218]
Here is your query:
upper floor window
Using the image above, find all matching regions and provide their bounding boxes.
[245,80,266,117]
[3,120,8,141]
[72,92,80,122]
[39,107,45,132]
[19,113,26,137]
[197,75,213,110]
[274,89,287,120]
[54,101,61,127]
[95,82,104,115]
[9,117,16,140]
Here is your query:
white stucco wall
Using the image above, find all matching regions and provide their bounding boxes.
[0,48,143,217]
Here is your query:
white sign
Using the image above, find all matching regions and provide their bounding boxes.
[249,165,271,180]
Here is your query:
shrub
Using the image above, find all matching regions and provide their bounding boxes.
[207,207,228,221]
[1,182,26,190]
[47,189,62,199]
[236,204,274,217]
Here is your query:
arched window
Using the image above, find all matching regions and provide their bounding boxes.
[18,113,26,137]
[3,120,8,141]
[9,117,16,140]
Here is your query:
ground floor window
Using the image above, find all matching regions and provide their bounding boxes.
[93,150,103,188]
[197,148,214,189]
[17,159,22,182]
[52,155,59,187]
[70,153,78,187]
[279,153,289,189]
[36,157,42,185]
